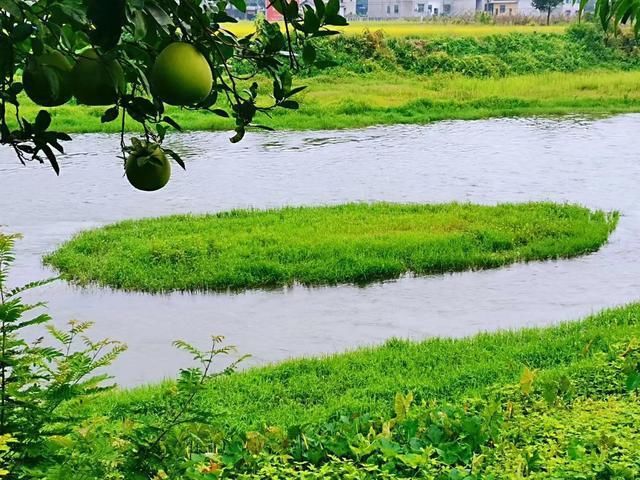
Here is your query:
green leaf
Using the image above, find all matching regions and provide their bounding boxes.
[273,79,284,101]
[162,116,182,131]
[598,0,611,29]
[31,37,44,56]
[303,43,317,64]
[314,0,326,19]
[250,124,275,131]
[101,106,119,123]
[132,10,147,41]
[231,126,245,143]
[280,100,299,109]
[286,0,300,17]
[0,0,22,20]
[626,371,640,391]
[325,14,348,26]
[35,110,51,132]
[303,7,321,33]
[8,82,23,96]
[230,0,248,12]
[270,0,286,15]
[87,0,126,49]
[41,144,59,175]
[285,85,307,98]
[325,0,340,17]
[163,148,186,170]
[11,23,33,42]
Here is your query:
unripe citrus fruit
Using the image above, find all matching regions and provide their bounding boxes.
[151,42,213,106]
[23,50,73,107]
[71,49,125,106]
[125,142,171,192]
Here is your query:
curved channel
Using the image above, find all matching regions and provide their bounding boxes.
[2,115,639,385]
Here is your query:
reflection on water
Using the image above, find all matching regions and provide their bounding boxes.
[2,115,640,386]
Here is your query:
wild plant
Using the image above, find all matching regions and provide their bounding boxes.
[0,233,126,477]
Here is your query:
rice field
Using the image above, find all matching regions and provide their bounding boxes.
[227,20,569,38]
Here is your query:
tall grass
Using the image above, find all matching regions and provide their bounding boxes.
[14,69,640,133]
[45,202,617,292]
[11,23,640,133]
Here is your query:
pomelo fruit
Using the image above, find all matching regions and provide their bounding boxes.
[125,142,171,192]
[151,42,213,106]
[23,50,73,107]
[71,49,125,106]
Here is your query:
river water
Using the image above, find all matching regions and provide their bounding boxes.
[2,115,640,385]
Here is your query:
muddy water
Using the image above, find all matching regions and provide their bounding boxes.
[2,115,640,385]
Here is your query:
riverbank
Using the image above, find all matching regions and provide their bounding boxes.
[21,70,640,133]
[80,302,640,478]
[45,202,617,292]
[13,24,640,133]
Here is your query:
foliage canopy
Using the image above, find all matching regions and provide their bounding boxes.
[0,0,346,180]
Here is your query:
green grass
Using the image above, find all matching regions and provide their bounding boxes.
[11,26,640,133]
[14,70,640,133]
[53,302,640,478]
[91,301,640,436]
[45,202,618,293]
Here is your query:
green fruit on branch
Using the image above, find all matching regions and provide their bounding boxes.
[151,42,213,106]
[125,141,171,192]
[23,50,73,107]
[71,49,125,106]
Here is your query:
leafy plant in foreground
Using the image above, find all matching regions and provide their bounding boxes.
[0,232,126,477]
[0,232,248,478]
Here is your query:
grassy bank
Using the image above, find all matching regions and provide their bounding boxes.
[101,303,640,430]
[11,24,640,133]
[16,70,640,133]
[80,302,640,478]
[45,202,617,292]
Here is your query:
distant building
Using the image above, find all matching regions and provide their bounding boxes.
[341,0,358,15]
[367,0,416,18]
[226,0,593,19]
[447,0,476,15]
[484,0,519,16]
[483,0,585,16]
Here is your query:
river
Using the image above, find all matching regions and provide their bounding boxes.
[2,115,639,385]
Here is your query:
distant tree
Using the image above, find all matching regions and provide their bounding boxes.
[532,0,563,25]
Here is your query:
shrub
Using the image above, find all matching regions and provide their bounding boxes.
[0,233,244,478]
[0,233,127,478]
[300,23,640,78]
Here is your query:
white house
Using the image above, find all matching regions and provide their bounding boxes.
[236,0,592,19]
[341,0,358,16]
[368,0,418,18]
[447,0,477,15]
